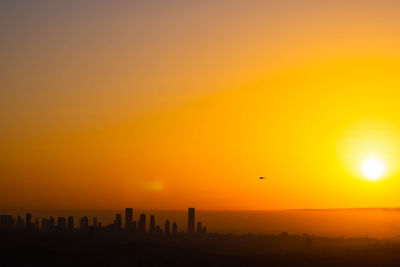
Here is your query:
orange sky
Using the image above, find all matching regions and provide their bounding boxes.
[2,0,400,210]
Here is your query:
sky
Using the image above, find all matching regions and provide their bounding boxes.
[2,0,400,210]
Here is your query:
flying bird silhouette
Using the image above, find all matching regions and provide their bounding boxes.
[259,177,266,180]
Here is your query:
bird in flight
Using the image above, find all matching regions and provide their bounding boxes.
[259,177,266,180]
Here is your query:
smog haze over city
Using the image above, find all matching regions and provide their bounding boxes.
[3,0,400,266]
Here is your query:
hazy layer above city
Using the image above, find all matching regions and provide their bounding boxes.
[2,208,400,239]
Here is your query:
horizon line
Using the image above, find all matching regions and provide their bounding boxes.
[2,206,400,212]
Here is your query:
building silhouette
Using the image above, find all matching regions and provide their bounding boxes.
[57,217,66,231]
[138,214,146,232]
[149,215,155,232]
[125,208,133,230]
[26,213,32,230]
[188,208,195,233]
[49,216,55,230]
[172,221,178,234]
[34,218,39,230]
[67,216,74,231]
[0,215,15,229]
[80,216,89,232]
[197,222,202,233]
[88,225,95,238]
[132,221,137,233]
[165,219,170,234]
[93,217,98,228]
[41,218,50,231]
[114,214,122,230]
[16,216,24,229]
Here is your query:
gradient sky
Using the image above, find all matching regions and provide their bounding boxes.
[2,0,400,210]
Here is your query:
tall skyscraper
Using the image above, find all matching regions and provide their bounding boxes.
[138,214,146,232]
[125,208,133,230]
[149,215,155,232]
[188,208,195,233]
[67,216,74,231]
[115,214,122,229]
[164,219,170,234]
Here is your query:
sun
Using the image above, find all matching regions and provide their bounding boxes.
[361,157,386,181]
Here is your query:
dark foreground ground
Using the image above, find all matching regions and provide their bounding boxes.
[1,231,400,267]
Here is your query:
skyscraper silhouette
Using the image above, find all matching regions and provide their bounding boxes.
[80,216,89,232]
[164,219,170,234]
[125,208,133,230]
[0,215,15,229]
[149,215,155,232]
[172,221,178,234]
[25,213,32,230]
[67,216,74,231]
[197,222,202,233]
[115,214,122,229]
[41,218,49,231]
[188,208,195,233]
[16,216,24,229]
[49,216,55,231]
[34,218,39,230]
[57,217,66,231]
[138,214,146,232]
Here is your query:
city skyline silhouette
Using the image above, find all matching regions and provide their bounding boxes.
[1,207,202,234]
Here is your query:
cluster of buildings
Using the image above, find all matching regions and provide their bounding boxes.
[0,207,207,234]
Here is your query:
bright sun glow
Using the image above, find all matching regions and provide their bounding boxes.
[361,157,386,181]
